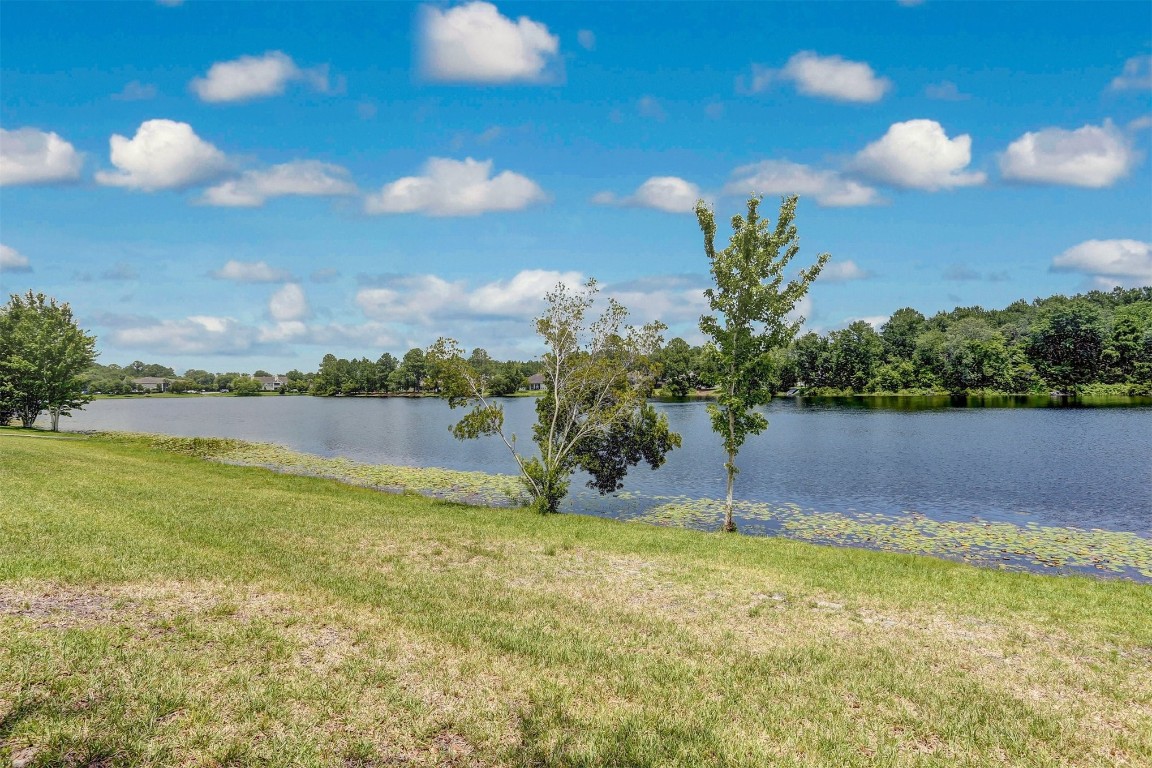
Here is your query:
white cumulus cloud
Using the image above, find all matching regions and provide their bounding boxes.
[0,244,32,272]
[1051,239,1152,287]
[268,283,311,321]
[820,260,873,282]
[852,119,985,190]
[212,259,293,283]
[356,269,583,326]
[191,51,329,103]
[0,127,83,186]
[722,160,880,207]
[202,161,357,207]
[364,157,546,216]
[999,121,1136,188]
[95,119,231,191]
[468,269,585,318]
[592,176,702,213]
[1110,55,1152,91]
[112,315,260,355]
[420,2,560,84]
[751,51,891,103]
[605,275,711,327]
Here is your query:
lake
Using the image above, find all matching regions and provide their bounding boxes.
[62,394,1152,538]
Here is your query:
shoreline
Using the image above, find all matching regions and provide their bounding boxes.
[46,429,1151,584]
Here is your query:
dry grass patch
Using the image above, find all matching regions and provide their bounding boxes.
[2,433,1150,766]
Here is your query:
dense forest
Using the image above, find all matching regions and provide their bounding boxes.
[83,287,1151,398]
[657,286,1152,397]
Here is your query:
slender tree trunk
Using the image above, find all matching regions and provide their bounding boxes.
[19,403,39,428]
[724,450,737,532]
[50,407,61,432]
[724,403,737,532]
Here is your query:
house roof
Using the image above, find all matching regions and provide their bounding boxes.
[526,373,546,385]
[132,377,169,384]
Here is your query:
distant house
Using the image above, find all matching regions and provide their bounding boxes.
[253,375,288,391]
[525,373,546,391]
[133,376,170,392]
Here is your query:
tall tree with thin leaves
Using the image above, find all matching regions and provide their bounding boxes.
[696,195,829,532]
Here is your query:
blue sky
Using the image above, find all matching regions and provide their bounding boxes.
[1,0,1150,373]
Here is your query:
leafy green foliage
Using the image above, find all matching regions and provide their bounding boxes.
[1026,303,1108,394]
[0,291,98,429]
[792,287,1152,396]
[230,377,264,396]
[696,195,829,531]
[429,279,681,513]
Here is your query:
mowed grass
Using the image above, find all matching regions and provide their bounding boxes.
[0,433,1149,767]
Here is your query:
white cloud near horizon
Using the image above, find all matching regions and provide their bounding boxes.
[191,51,329,103]
[722,160,880,207]
[268,283,311,322]
[749,51,891,103]
[364,157,546,216]
[113,315,260,355]
[212,259,293,283]
[852,119,985,190]
[419,2,560,84]
[0,127,83,186]
[95,119,231,191]
[820,260,873,282]
[999,121,1137,188]
[356,269,584,325]
[1110,55,1152,91]
[0,244,32,272]
[592,176,702,213]
[202,161,357,207]
[105,312,402,358]
[1051,239,1152,288]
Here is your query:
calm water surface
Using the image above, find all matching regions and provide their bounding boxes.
[65,395,1152,536]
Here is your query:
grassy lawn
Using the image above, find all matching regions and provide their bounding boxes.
[1,432,1149,766]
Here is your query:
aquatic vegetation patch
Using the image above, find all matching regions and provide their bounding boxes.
[128,432,525,507]
[630,496,1152,581]
[121,432,1152,582]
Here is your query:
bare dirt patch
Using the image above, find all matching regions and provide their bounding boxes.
[0,585,120,629]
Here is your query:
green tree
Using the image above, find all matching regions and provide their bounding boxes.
[375,353,398,392]
[880,308,926,362]
[428,279,680,514]
[397,348,427,392]
[231,376,263,396]
[1026,304,1107,395]
[791,331,832,389]
[936,318,1010,394]
[696,195,829,532]
[828,321,883,392]
[216,372,240,392]
[1103,305,1152,384]
[659,337,696,396]
[0,291,98,430]
[183,369,216,388]
[486,361,524,396]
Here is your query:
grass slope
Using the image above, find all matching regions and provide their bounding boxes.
[1,432,1149,767]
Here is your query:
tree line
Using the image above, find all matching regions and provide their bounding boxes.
[311,348,542,396]
[74,288,1152,404]
[653,286,1152,398]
